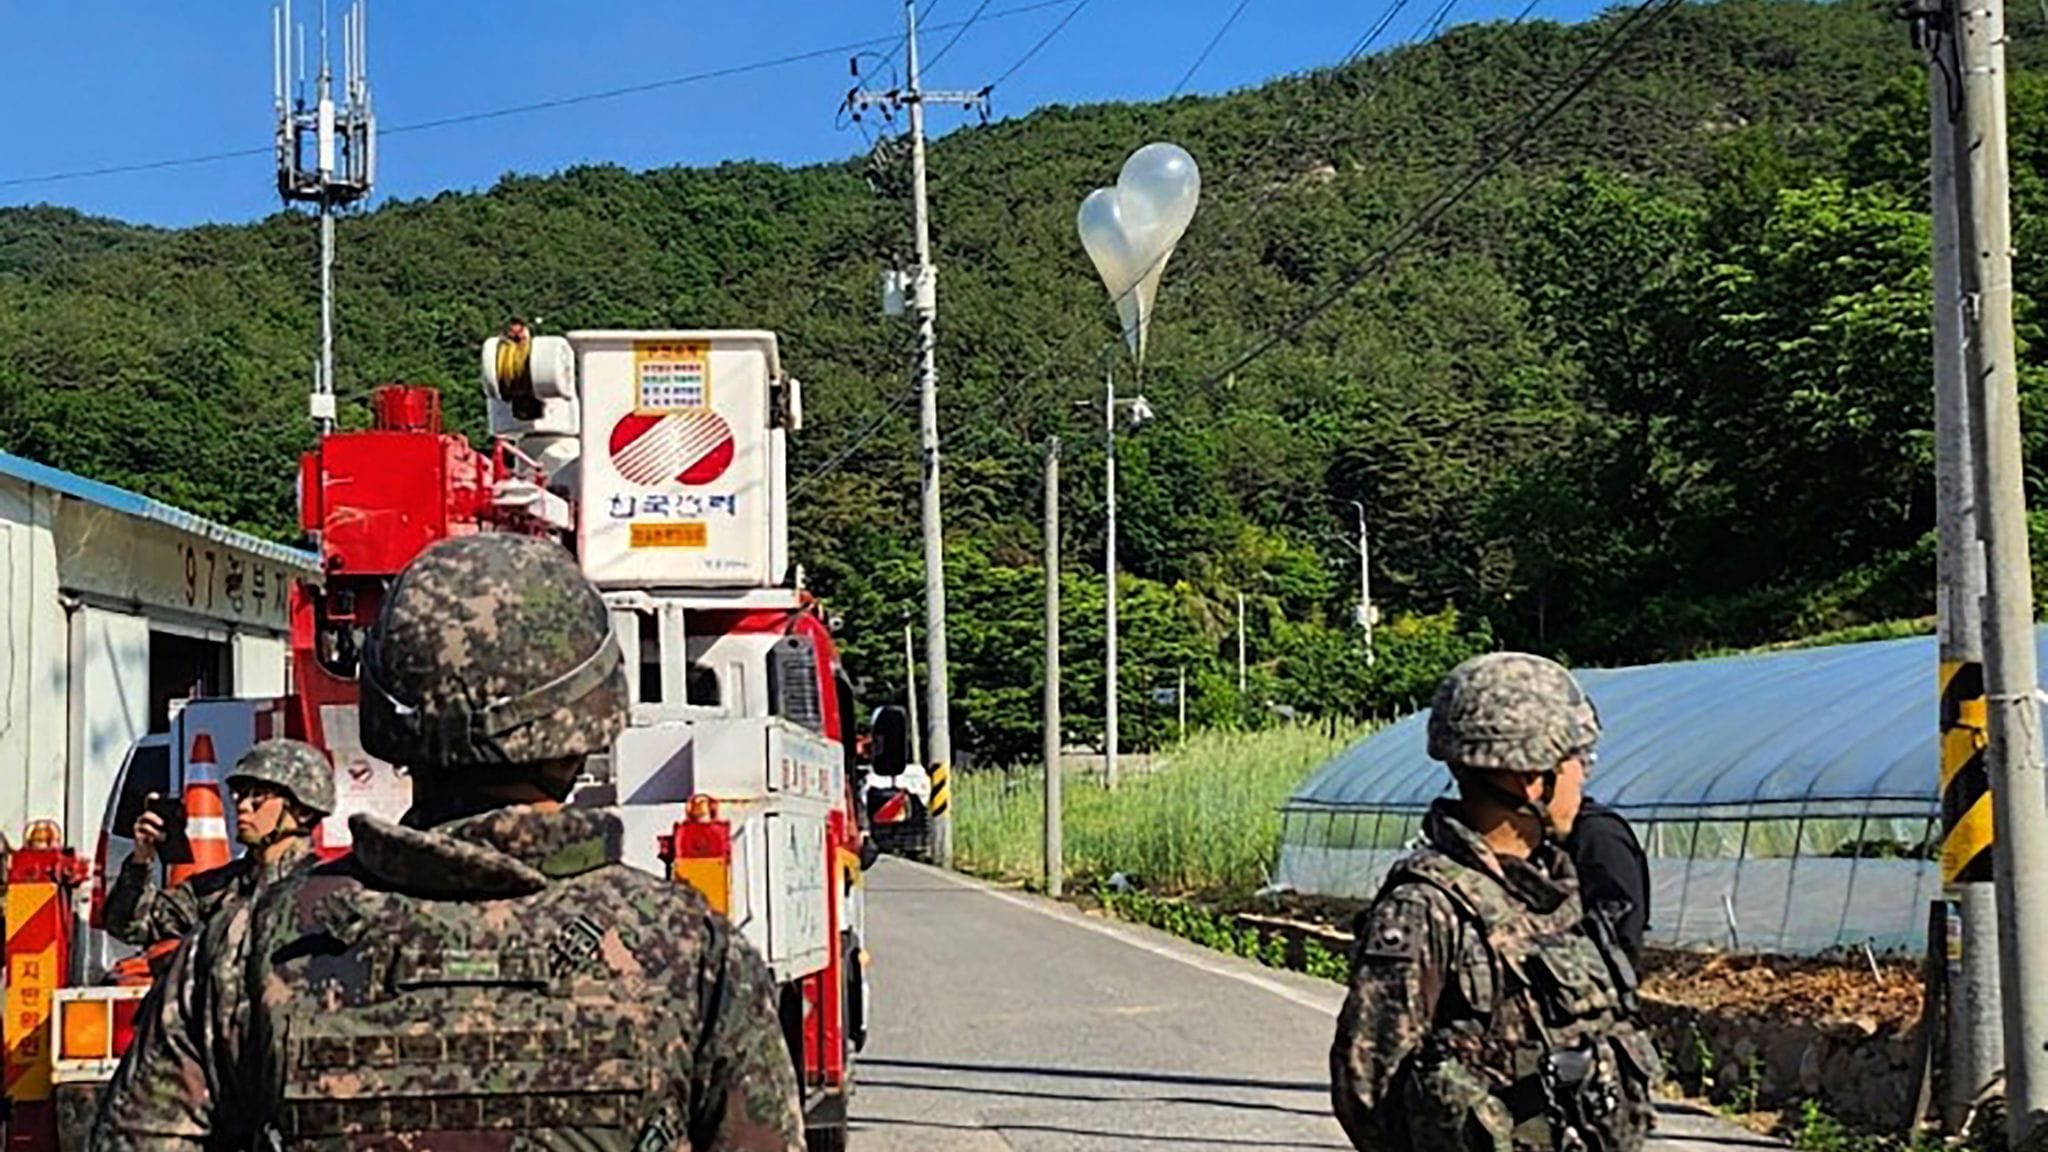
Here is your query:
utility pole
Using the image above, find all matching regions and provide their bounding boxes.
[1177,666,1187,743]
[903,621,924,770]
[1237,592,1248,694]
[1044,437,1063,897]
[1350,500,1375,666]
[1946,0,2048,1136]
[1104,359,1121,790]
[274,0,373,436]
[1918,2,2001,1124]
[850,2,985,867]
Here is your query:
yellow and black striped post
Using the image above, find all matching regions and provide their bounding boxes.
[1940,659,1992,884]
[928,762,951,821]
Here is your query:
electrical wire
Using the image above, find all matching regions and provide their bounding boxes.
[0,0,1078,192]
[926,0,998,74]
[939,0,1662,463]
[1170,0,1255,97]
[791,381,924,495]
[987,0,1098,92]
[799,0,1423,479]
[1191,0,1685,390]
[936,0,1439,453]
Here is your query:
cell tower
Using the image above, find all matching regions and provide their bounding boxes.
[273,0,375,435]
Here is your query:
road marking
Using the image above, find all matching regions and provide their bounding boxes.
[905,864,1345,1015]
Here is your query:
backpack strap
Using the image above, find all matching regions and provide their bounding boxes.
[1369,850,1504,1023]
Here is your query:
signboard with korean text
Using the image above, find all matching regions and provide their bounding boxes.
[52,505,305,633]
[575,331,786,588]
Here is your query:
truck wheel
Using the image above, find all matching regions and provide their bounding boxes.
[843,930,869,1053]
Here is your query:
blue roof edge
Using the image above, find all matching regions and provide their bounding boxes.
[0,450,318,574]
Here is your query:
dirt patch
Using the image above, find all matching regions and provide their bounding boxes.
[1134,887,1932,1133]
[1640,950,1924,1034]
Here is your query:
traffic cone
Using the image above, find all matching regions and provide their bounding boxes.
[167,734,232,887]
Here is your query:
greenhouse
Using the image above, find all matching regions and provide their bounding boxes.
[1272,631,2035,956]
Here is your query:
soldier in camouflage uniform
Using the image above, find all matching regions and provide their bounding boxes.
[1330,652,1660,1152]
[95,534,806,1152]
[104,739,334,947]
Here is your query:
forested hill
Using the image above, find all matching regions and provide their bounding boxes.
[4,0,2046,762]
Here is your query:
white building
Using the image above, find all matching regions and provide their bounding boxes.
[0,450,318,859]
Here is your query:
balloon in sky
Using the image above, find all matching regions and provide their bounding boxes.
[1077,142,1201,362]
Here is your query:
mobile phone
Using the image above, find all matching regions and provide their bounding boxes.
[143,796,193,865]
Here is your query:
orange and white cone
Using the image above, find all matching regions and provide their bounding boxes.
[168,733,232,887]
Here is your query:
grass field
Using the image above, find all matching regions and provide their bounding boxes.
[953,725,1365,897]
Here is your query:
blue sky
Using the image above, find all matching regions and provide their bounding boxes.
[0,0,1605,229]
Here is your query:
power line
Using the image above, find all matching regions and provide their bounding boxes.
[943,0,1434,450]
[953,0,1645,459]
[0,145,272,191]
[806,0,1627,494]
[988,0,1098,92]
[801,0,1423,482]
[792,381,923,495]
[1192,0,1684,390]
[0,0,1076,192]
[877,0,948,76]
[926,0,998,73]
[1171,0,1255,96]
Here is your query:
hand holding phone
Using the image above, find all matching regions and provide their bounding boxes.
[136,794,192,866]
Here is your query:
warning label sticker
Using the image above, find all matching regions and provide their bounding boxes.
[631,522,709,548]
[634,340,711,411]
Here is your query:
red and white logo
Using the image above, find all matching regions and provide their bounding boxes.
[608,411,735,487]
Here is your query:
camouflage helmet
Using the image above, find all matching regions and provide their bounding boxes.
[359,534,627,771]
[225,739,335,817]
[1426,651,1600,774]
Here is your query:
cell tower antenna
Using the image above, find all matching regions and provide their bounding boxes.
[273,0,376,436]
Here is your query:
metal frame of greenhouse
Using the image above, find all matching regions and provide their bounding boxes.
[1272,631,2021,955]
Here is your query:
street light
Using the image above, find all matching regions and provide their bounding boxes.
[1348,500,1374,667]
[1079,387,1157,790]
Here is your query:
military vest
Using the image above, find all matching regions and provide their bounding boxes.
[1378,850,1660,1152]
[245,819,726,1152]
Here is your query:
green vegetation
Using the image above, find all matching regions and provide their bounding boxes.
[1091,887,1354,982]
[5,1,2047,762]
[954,725,1358,894]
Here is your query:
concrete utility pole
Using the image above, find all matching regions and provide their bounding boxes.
[1177,666,1187,743]
[1921,6,2002,1124]
[1104,360,1121,791]
[1237,592,1248,694]
[1044,437,1063,897]
[1350,500,1375,667]
[1946,0,2048,1137]
[850,4,985,867]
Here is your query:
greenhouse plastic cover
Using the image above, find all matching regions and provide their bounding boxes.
[1284,630,2047,823]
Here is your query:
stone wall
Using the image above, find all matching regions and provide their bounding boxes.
[1646,995,1923,1130]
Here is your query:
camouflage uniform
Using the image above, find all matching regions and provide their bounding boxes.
[1331,653,1659,1152]
[103,739,335,947]
[94,535,804,1152]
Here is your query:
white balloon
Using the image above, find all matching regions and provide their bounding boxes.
[1076,142,1201,361]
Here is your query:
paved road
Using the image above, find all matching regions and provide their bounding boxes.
[850,860,1780,1152]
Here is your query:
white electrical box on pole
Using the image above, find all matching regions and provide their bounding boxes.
[274,0,374,437]
[1944,0,2048,1137]
[848,2,987,868]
